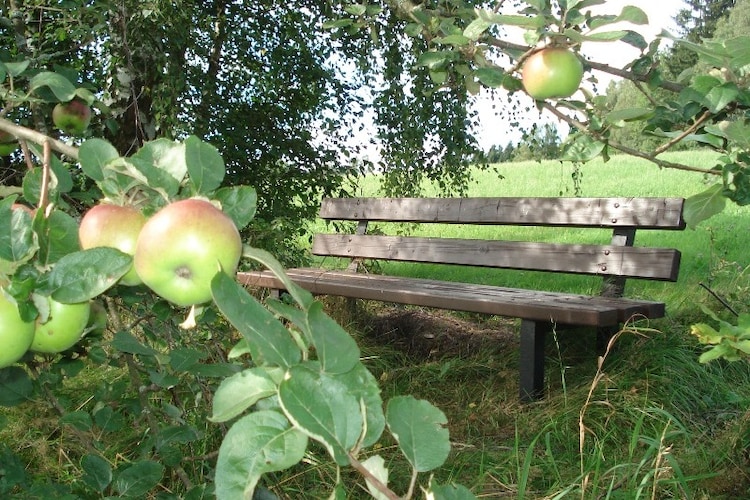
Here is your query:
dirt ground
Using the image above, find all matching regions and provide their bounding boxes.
[355,304,520,362]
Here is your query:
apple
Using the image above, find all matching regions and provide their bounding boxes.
[0,290,35,368]
[521,47,583,100]
[52,98,92,136]
[134,198,243,307]
[31,297,91,354]
[79,204,147,286]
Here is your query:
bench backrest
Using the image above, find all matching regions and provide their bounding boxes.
[313,197,686,294]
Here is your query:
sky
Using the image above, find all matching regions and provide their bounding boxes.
[473,0,686,151]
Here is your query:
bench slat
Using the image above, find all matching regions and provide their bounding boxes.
[319,197,686,229]
[237,269,665,327]
[312,234,682,281]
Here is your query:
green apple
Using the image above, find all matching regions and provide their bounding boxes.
[0,290,35,368]
[521,47,583,100]
[31,297,91,354]
[52,99,92,136]
[134,198,243,307]
[79,203,147,286]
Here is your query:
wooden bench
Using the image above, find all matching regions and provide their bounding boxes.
[238,197,685,401]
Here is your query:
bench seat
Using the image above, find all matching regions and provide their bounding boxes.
[238,268,665,327]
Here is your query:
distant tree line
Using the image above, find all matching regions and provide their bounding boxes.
[482,122,562,163]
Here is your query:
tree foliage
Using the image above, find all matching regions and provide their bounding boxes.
[0,0,485,264]
[3,0,750,497]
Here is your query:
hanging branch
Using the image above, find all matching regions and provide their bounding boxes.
[540,102,720,176]
[0,117,79,160]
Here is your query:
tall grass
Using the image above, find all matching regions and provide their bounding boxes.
[293,150,750,498]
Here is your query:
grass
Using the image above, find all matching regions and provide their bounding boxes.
[289,149,750,498]
[3,150,750,498]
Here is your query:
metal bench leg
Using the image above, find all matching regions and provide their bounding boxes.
[519,319,549,402]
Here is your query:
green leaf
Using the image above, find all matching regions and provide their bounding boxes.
[47,248,132,303]
[704,83,740,114]
[620,30,648,50]
[417,51,456,70]
[189,362,242,378]
[344,4,366,16]
[474,67,508,88]
[128,157,181,197]
[25,142,74,194]
[462,18,491,41]
[2,60,30,77]
[560,134,606,162]
[60,411,93,431]
[307,302,360,374]
[428,482,478,499]
[334,362,385,448]
[156,425,201,449]
[683,184,727,228]
[476,11,547,29]
[214,185,257,230]
[169,347,206,372]
[185,135,225,194]
[617,5,648,24]
[362,455,389,500]
[0,197,36,262]
[215,410,308,500]
[242,247,315,309]
[39,210,80,266]
[113,460,164,497]
[81,454,113,493]
[0,366,34,406]
[386,395,450,472]
[132,138,188,183]
[79,139,120,182]
[93,406,125,432]
[698,342,736,363]
[690,323,723,345]
[588,5,648,30]
[210,367,279,423]
[435,34,471,46]
[604,107,653,126]
[567,28,629,42]
[111,330,159,356]
[28,71,77,102]
[278,364,364,466]
[704,120,750,149]
[211,271,302,368]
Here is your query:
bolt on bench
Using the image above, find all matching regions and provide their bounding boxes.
[238,197,686,402]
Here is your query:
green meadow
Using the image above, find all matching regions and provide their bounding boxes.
[286,149,750,498]
[3,150,750,499]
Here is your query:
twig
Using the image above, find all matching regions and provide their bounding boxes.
[348,452,401,500]
[0,117,79,159]
[541,102,720,175]
[699,282,739,317]
[653,110,714,156]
